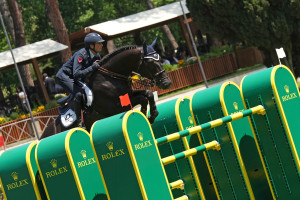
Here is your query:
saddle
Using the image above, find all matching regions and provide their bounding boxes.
[57,81,94,128]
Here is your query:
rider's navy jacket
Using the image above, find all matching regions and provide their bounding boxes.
[56,48,100,81]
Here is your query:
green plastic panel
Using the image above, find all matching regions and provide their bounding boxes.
[222,82,272,199]
[35,128,106,200]
[151,97,212,200]
[0,142,46,200]
[191,82,267,200]
[91,110,173,200]
[241,65,300,199]
[91,112,144,200]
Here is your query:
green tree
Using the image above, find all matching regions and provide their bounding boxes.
[0,0,185,98]
[186,0,300,76]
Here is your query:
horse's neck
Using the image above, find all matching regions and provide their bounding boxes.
[105,48,142,75]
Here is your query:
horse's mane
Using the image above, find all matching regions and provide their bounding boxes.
[98,45,139,66]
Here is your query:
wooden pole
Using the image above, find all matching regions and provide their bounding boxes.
[31,58,50,104]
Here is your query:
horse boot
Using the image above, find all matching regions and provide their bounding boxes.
[73,97,86,129]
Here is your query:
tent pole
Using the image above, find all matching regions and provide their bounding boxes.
[0,11,40,140]
[178,0,208,88]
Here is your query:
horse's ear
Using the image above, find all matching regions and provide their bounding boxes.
[143,41,147,55]
[150,37,157,48]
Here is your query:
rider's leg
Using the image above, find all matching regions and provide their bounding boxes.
[56,74,73,94]
[73,88,85,128]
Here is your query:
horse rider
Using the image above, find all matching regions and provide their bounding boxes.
[56,32,105,128]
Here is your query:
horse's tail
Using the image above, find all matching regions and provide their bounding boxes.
[40,118,61,140]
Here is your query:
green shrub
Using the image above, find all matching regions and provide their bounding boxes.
[45,100,58,110]
[9,112,20,120]
[203,45,234,60]
[54,93,66,101]
[163,64,179,71]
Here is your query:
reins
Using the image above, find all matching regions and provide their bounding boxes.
[97,66,155,88]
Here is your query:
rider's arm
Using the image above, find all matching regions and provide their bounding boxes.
[73,53,99,80]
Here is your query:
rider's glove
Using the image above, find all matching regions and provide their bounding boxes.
[91,61,100,70]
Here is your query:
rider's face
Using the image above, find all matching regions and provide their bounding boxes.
[94,42,103,53]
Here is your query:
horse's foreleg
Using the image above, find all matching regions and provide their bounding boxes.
[131,90,159,124]
[131,91,148,116]
[144,90,159,124]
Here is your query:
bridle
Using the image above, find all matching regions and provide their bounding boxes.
[97,48,171,88]
[97,51,163,88]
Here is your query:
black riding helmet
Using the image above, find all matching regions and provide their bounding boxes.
[84,32,105,49]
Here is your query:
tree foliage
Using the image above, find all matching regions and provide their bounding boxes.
[0,0,182,97]
[186,0,300,76]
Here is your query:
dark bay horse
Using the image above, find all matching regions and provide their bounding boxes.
[40,39,171,139]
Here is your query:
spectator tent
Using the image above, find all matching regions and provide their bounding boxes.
[0,39,68,104]
[69,0,195,55]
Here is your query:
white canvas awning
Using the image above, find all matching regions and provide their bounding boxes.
[0,39,68,70]
[0,38,68,103]
[88,1,189,37]
[69,0,190,44]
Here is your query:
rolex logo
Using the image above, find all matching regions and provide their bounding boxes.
[50,159,57,168]
[284,85,289,93]
[137,132,143,141]
[188,116,193,124]
[11,172,18,181]
[106,141,114,151]
[81,150,87,159]
[233,102,238,110]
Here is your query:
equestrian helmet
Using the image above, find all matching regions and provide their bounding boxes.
[84,33,105,49]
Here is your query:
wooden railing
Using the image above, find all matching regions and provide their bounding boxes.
[0,107,59,146]
[133,53,238,95]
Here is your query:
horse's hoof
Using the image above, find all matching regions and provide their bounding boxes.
[150,110,159,118]
[148,116,154,124]
[148,111,159,124]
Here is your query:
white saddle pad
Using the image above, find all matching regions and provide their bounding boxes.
[60,109,77,128]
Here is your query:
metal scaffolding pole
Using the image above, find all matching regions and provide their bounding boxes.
[178,0,209,88]
[0,11,40,140]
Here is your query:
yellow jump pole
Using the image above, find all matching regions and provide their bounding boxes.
[174,195,189,200]
[169,179,184,190]
[156,105,265,145]
[161,141,220,165]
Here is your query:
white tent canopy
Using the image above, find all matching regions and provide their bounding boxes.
[69,0,190,45]
[0,39,68,103]
[87,0,189,37]
[0,39,68,70]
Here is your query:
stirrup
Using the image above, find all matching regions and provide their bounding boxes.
[77,120,86,129]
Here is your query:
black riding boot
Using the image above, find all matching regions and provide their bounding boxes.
[73,97,85,129]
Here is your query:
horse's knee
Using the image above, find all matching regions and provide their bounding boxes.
[145,90,154,100]
[139,96,148,108]
[148,109,159,124]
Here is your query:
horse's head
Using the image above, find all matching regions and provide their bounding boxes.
[138,38,171,89]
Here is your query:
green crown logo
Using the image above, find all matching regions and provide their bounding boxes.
[188,116,193,124]
[137,132,143,141]
[81,150,87,159]
[106,141,114,151]
[11,172,18,181]
[233,102,238,110]
[50,159,57,168]
[284,85,289,93]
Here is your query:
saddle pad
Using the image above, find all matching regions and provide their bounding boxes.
[60,109,77,128]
